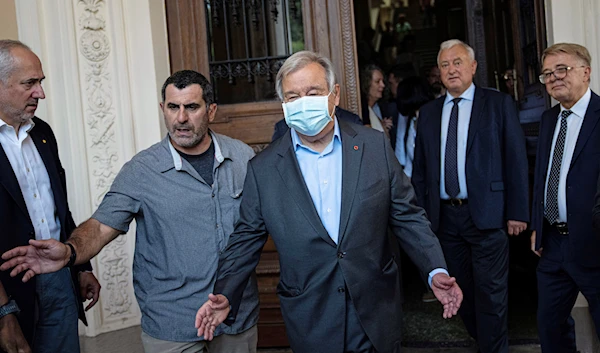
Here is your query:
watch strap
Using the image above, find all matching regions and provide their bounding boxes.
[65,242,76,268]
[0,300,20,319]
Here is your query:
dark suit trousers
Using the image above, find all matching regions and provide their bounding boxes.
[437,204,509,353]
[345,292,377,353]
[537,221,600,353]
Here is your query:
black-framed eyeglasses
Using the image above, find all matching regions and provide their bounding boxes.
[539,66,586,84]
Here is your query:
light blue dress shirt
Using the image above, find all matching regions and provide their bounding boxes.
[394,113,408,166]
[404,117,417,178]
[291,118,343,243]
[394,114,418,178]
[291,118,448,286]
[440,83,475,199]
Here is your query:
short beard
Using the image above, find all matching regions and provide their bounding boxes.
[168,128,207,149]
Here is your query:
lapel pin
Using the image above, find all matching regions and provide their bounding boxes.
[353,145,359,150]
[42,139,47,144]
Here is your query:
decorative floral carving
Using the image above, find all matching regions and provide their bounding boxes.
[80,32,110,62]
[76,0,133,319]
[340,0,360,114]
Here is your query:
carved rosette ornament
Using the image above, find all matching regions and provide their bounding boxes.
[76,0,132,317]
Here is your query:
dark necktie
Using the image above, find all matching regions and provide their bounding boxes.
[545,110,573,224]
[444,98,462,198]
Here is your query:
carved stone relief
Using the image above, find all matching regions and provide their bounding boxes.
[76,0,132,318]
[340,0,360,114]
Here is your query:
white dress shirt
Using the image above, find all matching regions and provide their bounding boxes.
[440,83,475,199]
[544,88,591,223]
[0,119,61,240]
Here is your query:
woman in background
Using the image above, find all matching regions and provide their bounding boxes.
[360,65,395,136]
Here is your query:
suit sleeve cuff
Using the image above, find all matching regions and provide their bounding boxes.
[428,268,449,288]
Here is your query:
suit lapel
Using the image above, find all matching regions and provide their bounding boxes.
[274,132,336,247]
[431,98,443,183]
[0,144,29,216]
[29,125,67,224]
[539,105,560,186]
[570,92,600,167]
[337,122,362,245]
[466,86,486,155]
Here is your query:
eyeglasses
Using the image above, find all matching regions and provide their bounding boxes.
[538,66,586,84]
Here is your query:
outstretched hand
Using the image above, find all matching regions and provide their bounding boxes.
[431,273,463,319]
[0,239,69,282]
[195,294,230,340]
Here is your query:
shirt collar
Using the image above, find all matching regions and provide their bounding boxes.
[561,88,591,119]
[444,83,476,105]
[0,118,35,134]
[164,130,224,171]
[290,116,341,153]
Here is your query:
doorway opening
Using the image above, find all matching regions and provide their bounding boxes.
[353,0,548,347]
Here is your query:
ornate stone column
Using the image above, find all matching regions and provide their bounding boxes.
[14,0,170,336]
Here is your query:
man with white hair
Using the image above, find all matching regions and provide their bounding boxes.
[412,39,529,353]
[0,39,100,353]
[194,50,463,353]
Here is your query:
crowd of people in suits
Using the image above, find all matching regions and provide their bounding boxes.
[1,35,600,353]
[355,39,600,353]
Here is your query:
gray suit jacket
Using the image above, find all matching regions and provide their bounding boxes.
[214,120,446,353]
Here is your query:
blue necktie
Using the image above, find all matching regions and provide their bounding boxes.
[545,110,572,224]
[445,98,462,198]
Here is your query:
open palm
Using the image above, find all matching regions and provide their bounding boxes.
[431,273,463,319]
[0,239,68,282]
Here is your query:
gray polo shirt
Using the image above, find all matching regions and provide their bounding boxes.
[92,131,259,341]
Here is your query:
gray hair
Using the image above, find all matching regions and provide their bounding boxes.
[0,40,32,84]
[542,42,592,67]
[437,39,475,65]
[275,51,337,100]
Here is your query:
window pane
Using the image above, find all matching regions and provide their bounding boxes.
[205,0,304,104]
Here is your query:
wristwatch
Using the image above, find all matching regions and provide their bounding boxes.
[0,300,20,319]
[65,242,77,267]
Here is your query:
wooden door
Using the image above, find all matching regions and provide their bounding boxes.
[165,0,360,347]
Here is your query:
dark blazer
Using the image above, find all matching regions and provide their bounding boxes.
[0,117,91,344]
[215,120,446,353]
[593,173,600,233]
[271,106,362,142]
[412,86,529,231]
[532,91,600,267]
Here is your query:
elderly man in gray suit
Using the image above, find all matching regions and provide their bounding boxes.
[194,50,463,353]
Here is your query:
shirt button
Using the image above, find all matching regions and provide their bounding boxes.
[324,180,328,184]
[211,193,215,198]
[327,208,331,213]
[337,287,345,293]
[33,194,37,198]
[27,168,30,172]
[41,219,44,223]
[216,224,219,229]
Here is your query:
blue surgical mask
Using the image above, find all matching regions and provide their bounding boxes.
[282,92,334,136]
